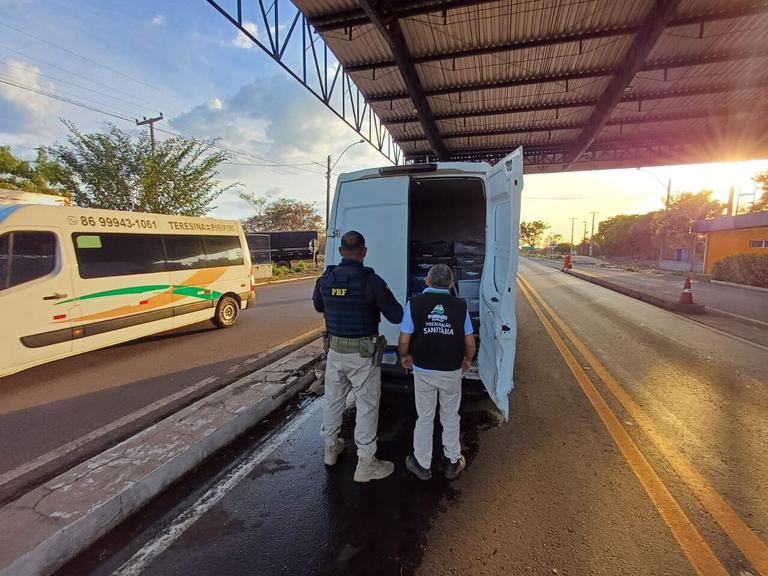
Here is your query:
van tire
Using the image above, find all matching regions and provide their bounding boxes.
[278,260,291,269]
[212,296,239,328]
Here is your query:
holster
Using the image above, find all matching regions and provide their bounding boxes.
[372,335,387,366]
[322,331,330,353]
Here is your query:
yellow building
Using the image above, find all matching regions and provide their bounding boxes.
[692,212,768,273]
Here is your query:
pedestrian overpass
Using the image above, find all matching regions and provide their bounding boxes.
[206,0,768,172]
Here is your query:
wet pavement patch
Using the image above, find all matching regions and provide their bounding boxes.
[58,386,501,576]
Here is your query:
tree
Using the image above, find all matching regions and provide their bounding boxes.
[543,233,563,247]
[0,145,72,197]
[749,171,768,212]
[50,121,237,216]
[520,220,550,248]
[240,195,323,232]
[664,189,724,258]
[595,213,659,258]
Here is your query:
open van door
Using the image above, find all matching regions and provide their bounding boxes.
[328,175,409,343]
[478,148,523,419]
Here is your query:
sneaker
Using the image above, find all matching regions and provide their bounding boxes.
[405,455,431,481]
[324,438,345,466]
[353,455,395,483]
[444,455,466,480]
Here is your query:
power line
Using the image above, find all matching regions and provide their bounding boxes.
[0,59,159,114]
[0,71,148,119]
[0,42,171,113]
[0,20,197,107]
[0,77,133,122]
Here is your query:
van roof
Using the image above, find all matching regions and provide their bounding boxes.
[337,161,490,184]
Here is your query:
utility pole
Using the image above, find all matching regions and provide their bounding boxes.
[135,114,164,153]
[326,154,332,230]
[589,211,599,257]
[582,221,588,255]
[658,177,671,265]
[569,217,578,256]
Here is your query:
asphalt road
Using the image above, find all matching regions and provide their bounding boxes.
[62,260,768,576]
[0,278,323,480]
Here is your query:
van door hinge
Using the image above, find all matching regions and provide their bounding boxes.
[328,228,341,238]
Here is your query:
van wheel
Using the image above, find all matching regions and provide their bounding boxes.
[212,296,239,328]
[278,260,291,269]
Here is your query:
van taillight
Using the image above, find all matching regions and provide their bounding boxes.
[250,273,255,291]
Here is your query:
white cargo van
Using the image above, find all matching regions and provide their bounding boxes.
[325,149,522,417]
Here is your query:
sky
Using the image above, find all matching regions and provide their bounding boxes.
[1,0,766,240]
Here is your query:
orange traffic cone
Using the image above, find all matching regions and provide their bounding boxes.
[562,254,572,271]
[679,277,694,304]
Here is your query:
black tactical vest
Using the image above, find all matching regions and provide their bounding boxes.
[320,264,380,337]
[409,292,467,371]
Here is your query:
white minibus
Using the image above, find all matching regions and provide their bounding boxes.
[326,149,523,417]
[0,205,255,378]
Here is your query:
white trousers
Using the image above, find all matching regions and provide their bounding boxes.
[413,369,463,469]
[322,349,382,458]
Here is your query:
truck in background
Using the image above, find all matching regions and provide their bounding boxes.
[246,230,318,268]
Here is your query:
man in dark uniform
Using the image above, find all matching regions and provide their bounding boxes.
[313,231,404,482]
[398,264,475,481]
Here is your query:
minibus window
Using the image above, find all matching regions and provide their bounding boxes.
[0,231,57,291]
[164,235,207,270]
[0,234,9,290]
[73,233,166,278]
[203,236,244,268]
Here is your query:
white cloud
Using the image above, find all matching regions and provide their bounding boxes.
[151,14,165,26]
[231,21,258,49]
[208,98,222,110]
[0,60,60,136]
[169,76,386,219]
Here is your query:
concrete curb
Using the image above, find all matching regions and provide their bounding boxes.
[0,339,325,576]
[563,268,706,314]
[710,279,768,294]
[701,306,768,330]
[255,274,321,286]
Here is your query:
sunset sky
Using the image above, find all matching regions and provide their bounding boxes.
[2,0,766,240]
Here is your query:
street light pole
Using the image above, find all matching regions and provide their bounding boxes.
[637,168,671,266]
[582,221,588,254]
[589,211,599,257]
[569,217,578,255]
[326,139,365,231]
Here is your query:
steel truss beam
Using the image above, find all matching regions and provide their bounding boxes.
[206,0,402,164]
[366,48,768,103]
[393,104,766,143]
[341,4,768,73]
[566,0,684,169]
[308,0,500,32]
[381,79,768,126]
[357,0,447,159]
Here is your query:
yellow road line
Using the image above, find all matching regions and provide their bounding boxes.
[517,273,768,575]
[516,278,728,576]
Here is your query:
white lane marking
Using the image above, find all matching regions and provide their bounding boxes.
[111,399,322,576]
[0,327,322,491]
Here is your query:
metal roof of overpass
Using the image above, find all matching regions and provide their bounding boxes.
[211,0,768,172]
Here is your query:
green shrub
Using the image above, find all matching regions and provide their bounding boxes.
[294,260,307,272]
[271,262,290,276]
[711,254,768,288]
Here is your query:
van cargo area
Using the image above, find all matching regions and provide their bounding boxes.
[408,177,485,337]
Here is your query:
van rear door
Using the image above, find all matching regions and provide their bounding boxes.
[478,149,523,419]
[329,176,409,343]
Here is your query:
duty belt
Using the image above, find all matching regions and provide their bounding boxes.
[327,334,376,354]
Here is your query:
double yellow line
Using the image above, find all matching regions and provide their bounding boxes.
[517,273,768,576]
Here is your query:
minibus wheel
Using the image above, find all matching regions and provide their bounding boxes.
[212,296,240,328]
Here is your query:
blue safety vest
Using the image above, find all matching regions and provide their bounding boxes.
[319,264,380,337]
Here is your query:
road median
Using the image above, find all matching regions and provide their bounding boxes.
[563,268,706,314]
[0,338,324,576]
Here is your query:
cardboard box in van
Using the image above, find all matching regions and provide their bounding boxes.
[325,152,523,418]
